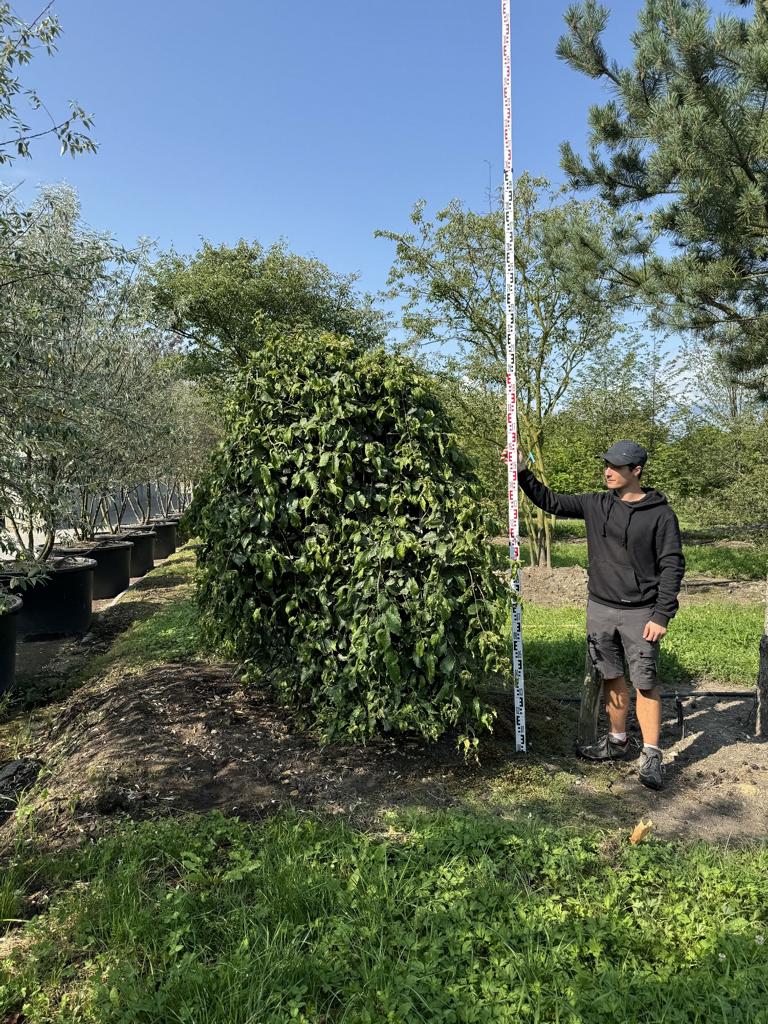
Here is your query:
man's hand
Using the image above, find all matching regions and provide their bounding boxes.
[643,621,667,643]
[501,447,529,472]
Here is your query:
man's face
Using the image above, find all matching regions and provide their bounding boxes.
[604,462,641,489]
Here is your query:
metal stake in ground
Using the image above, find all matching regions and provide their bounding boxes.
[757,571,768,737]
[501,0,526,752]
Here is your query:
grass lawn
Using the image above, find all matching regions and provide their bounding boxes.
[523,602,762,691]
[2,810,768,1023]
[520,540,768,579]
[2,545,767,1023]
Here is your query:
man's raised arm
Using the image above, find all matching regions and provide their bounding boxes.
[516,459,589,520]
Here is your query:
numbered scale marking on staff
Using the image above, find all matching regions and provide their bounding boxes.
[501,0,526,752]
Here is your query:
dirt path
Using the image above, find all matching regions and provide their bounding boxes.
[1,552,765,852]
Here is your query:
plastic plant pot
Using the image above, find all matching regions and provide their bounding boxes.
[148,520,178,559]
[53,539,134,600]
[0,594,22,693]
[120,529,157,577]
[0,559,96,641]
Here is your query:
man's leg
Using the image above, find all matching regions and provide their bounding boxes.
[635,685,661,748]
[622,613,664,789]
[603,674,631,735]
[579,602,631,761]
[578,673,631,759]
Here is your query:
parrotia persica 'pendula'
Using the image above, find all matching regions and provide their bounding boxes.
[190,328,513,748]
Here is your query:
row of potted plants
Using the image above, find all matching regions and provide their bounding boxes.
[0,510,184,693]
[0,188,216,697]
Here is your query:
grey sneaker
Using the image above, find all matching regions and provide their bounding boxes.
[638,747,664,790]
[578,734,630,762]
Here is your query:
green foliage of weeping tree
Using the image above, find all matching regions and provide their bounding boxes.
[190,328,511,748]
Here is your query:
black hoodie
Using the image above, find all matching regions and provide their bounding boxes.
[519,469,685,626]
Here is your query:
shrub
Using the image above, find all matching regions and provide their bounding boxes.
[190,329,511,747]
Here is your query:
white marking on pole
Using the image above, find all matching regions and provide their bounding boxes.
[501,0,526,752]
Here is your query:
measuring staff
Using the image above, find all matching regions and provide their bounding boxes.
[517,441,685,790]
[500,0,526,752]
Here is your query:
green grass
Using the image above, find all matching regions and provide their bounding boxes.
[2,810,767,1023]
[0,873,22,928]
[518,540,588,569]
[523,602,763,690]
[682,545,768,579]
[520,540,768,579]
[78,552,202,682]
[104,596,200,669]
[73,597,201,691]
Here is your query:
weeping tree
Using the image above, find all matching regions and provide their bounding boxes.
[377,174,626,566]
[190,327,510,751]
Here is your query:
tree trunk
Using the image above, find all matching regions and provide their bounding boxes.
[577,648,603,752]
[543,514,553,569]
[39,530,56,562]
[522,506,540,566]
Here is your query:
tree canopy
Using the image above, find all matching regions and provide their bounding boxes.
[558,0,768,389]
[0,1,95,166]
[152,240,387,381]
[378,175,627,563]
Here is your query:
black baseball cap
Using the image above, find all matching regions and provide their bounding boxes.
[598,440,648,467]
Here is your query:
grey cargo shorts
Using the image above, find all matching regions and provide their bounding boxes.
[586,599,660,691]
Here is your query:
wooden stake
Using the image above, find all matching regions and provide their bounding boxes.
[577,648,603,751]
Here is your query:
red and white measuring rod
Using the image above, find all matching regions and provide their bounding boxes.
[501,0,526,752]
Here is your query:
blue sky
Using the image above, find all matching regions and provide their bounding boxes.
[9,0,733,300]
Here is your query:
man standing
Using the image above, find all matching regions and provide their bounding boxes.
[516,441,685,790]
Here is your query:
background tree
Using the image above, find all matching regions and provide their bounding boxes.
[0,1,95,166]
[0,187,215,556]
[0,186,120,558]
[558,0,768,392]
[545,336,682,495]
[378,174,627,565]
[152,240,387,383]
[663,340,768,528]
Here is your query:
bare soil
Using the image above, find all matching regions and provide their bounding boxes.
[0,554,766,854]
[522,564,766,608]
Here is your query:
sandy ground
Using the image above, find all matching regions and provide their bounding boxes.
[521,563,766,608]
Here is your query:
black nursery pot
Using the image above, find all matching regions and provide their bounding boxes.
[0,594,22,694]
[121,529,157,577]
[0,559,96,641]
[53,539,134,600]
[148,520,178,559]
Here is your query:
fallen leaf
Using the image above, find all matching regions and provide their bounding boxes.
[629,819,653,845]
